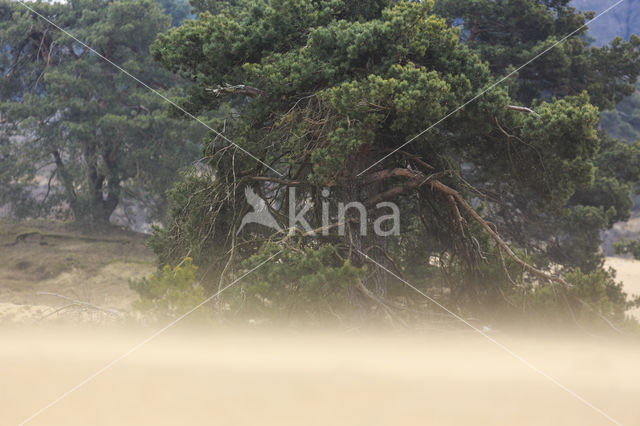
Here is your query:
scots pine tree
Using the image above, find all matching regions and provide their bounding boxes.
[148,0,640,324]
[0,0,205,224]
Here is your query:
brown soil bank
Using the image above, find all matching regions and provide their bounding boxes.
[0,219,155,323]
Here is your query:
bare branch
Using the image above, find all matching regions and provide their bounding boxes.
[360,168,441,206]
[360,167,423,185]
[207,84,265,98]
[249,176,302,186]
[428,179,570,289]
[356,279,407,327]
[37,291,122,317]
[507,105,540,118]
[360,167,570,289]
[41,167,56,205]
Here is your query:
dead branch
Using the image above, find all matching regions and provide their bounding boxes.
[37,292,122,317]
[361,168,442,206]
[41,168,57,205]
[38,303,77,320]
[507,105,540,118]
[428,179,570,289]
[284,220,351,238]
[447,195,466,238]
[355,279,407,327]
[207,84,265,98]
[360,167,423,185]
[359,167,570,288]
[497,247,518,288]
[250,176,302,186]
[363,245,407,280]
[380,149,436,170]
[447,194,473,268]
[364,179,425,206]
[572,296,623,334]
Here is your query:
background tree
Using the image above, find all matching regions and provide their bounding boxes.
[600,83,640,142]
[158,0,194,27]
[571,0,640,262]
[434,0,640,273]
[572,0,640,45]
[148,0,639,325]
[0,0,205,225]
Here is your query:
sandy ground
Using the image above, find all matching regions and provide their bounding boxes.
[0,220,155,323]
[0,261,153,324]
[605,257,640,320]
[1,327,639,426]
[2,222,640,426]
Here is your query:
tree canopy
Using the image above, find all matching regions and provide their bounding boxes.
[573,0,640,45]
[145,0,640,325]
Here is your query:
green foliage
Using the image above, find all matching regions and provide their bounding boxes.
[147,0,640,326]
[522,268,637,328]
[613,240,640,260]
[432,0,640,276]
[232,244,364,319]
[434,0,640,110]
[573,0,640,46]
[130,257,208,319]
[158,0,193,27]
[600,84,640,142]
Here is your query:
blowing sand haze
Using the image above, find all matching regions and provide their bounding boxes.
[2,327,640,426]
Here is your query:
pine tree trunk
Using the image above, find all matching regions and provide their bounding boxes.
[84,144,120,225]
[51,150,80,218]
[345,153,389,305]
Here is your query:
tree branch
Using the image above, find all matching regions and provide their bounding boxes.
[207,84,265,98]
[249,176,301,186]
[356,279,407,327]
[37,291,122,317]
[507,105,540,118]
[41,167,57,205]
[360,167,423,185]
[360,167,570,288]
[360,168,440,206]
[428,179,570,288]
[51,150,80,216]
